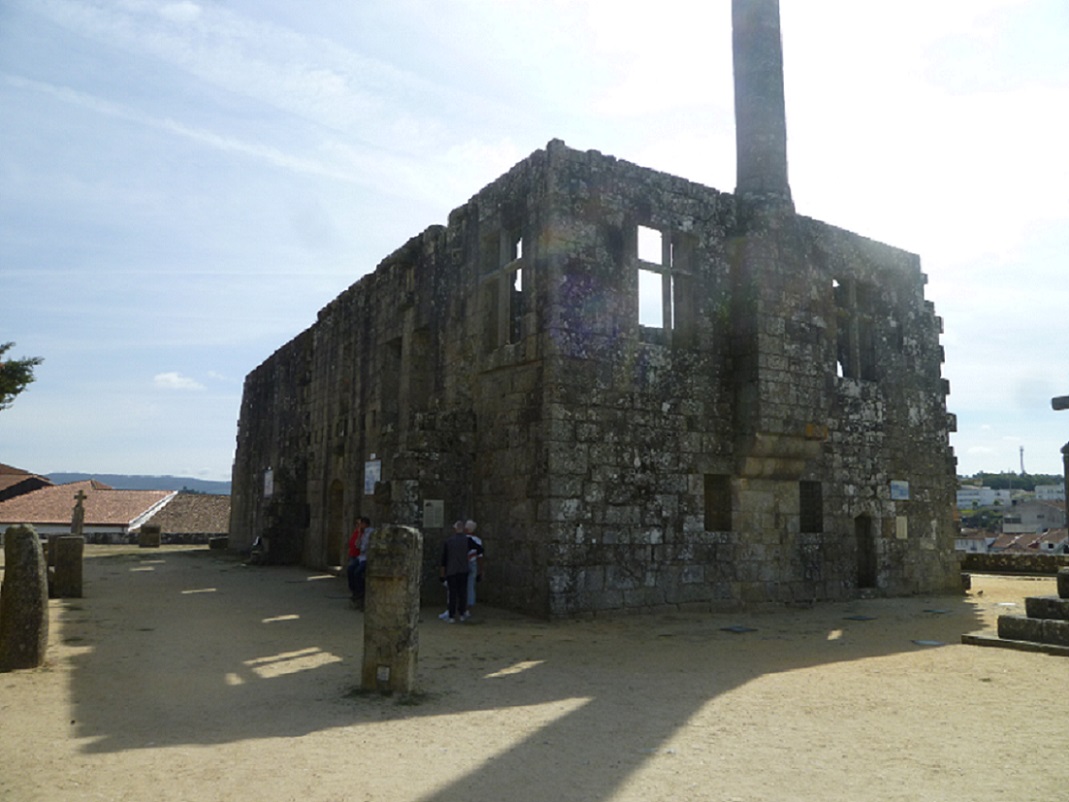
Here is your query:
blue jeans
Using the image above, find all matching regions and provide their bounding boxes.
[466,561,479,607]
[347,558,366,598]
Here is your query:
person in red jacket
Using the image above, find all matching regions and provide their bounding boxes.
[346,517,372,606]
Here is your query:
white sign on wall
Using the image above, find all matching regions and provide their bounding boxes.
[890,480,910,501]
[423,499,444,529]
[364,460,381,495]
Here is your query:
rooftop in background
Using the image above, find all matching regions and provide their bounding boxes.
[0,462,54,502]
[0,480,172,528]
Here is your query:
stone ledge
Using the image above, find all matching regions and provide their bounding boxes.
[1025,595,1069,621]
[998,614,1069,646]
[961,632,1069,657]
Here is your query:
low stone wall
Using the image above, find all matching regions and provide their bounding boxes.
[961,552,1069,575]
[80,532,221,546]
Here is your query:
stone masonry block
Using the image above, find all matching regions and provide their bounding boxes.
[1024,595,1069,622]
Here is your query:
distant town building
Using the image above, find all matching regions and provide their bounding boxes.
[954,530,996,553]
[1034,484,1066,502]
[1037,529,1068,553]
[1001,499,1067,534]
[956,486,1011,509]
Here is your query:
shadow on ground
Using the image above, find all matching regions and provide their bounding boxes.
[58,546,987,801]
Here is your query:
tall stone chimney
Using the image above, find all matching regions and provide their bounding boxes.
[732,0,793,208]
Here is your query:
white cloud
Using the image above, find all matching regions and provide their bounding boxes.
[154,372,205,391]
[159,2,202,24]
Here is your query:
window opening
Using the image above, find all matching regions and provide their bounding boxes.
[508,266,524,344]
[638,267,666,328]
[483,278,500,353]
[835,277,878,381]
[483,220,533,352]
[704,474,732,531]
[638,225,662,264]
[636,223,683,335]
[799,480,823,533]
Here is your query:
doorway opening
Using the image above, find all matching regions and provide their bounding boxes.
[855,514,877,589]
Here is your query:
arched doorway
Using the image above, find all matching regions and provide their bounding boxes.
[326,480,344,567]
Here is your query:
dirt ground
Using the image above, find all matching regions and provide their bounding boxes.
[1,545,1066,802]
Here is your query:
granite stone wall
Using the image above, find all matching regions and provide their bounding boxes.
[229,139,960,617]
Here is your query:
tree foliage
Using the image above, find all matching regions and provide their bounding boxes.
[0,342,43,411]
[959,471,1063,492]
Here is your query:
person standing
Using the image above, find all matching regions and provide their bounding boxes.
[347,517,373,607]
[439,521,465,620]
[440,522,482,623]
[463,520,484,619]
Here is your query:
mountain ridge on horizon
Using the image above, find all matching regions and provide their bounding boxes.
[47,472,231,495]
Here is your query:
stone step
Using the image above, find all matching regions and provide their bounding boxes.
[1025,595,1069,621]
[998,614,1069,647]
[962,632,1069,657]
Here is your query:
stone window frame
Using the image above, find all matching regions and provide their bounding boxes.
[633,223,697,346]
[481,224,530,352]
[833,277,878,381]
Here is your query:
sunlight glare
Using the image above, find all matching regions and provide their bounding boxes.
[484,660,545,678]
[244,647,342,679]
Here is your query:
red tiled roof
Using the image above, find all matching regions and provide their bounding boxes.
[1038,529,1068,545]
[143,493,230,535]
[0,481,172,528]
[0,473,50,493]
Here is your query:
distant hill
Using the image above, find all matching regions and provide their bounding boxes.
[47,473,231,495]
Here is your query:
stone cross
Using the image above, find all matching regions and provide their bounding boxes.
[71,489,87,537]
[1050,395,1069,524]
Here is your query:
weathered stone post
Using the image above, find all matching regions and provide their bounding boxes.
[0,525,50,671]
[361,524,422,694]
[139,523,162,548]
[53,536,85,598]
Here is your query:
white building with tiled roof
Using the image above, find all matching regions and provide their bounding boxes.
[0,480,175,541]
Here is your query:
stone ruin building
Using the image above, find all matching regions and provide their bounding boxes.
[229,0,961,617]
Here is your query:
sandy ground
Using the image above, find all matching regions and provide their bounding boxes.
[1,544,1066,802]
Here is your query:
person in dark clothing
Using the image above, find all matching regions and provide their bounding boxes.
[440,525,483,622]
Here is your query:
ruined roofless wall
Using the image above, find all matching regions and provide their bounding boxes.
[230,138,959,617]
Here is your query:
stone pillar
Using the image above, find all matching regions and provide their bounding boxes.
[53,536,85,598]
[361,524,422,694]
[1061,442,1069,538]
[732,0,793,208]
[0,525,50,672]
[139,524,162,548]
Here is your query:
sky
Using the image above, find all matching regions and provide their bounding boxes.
[1,0,1068,483]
